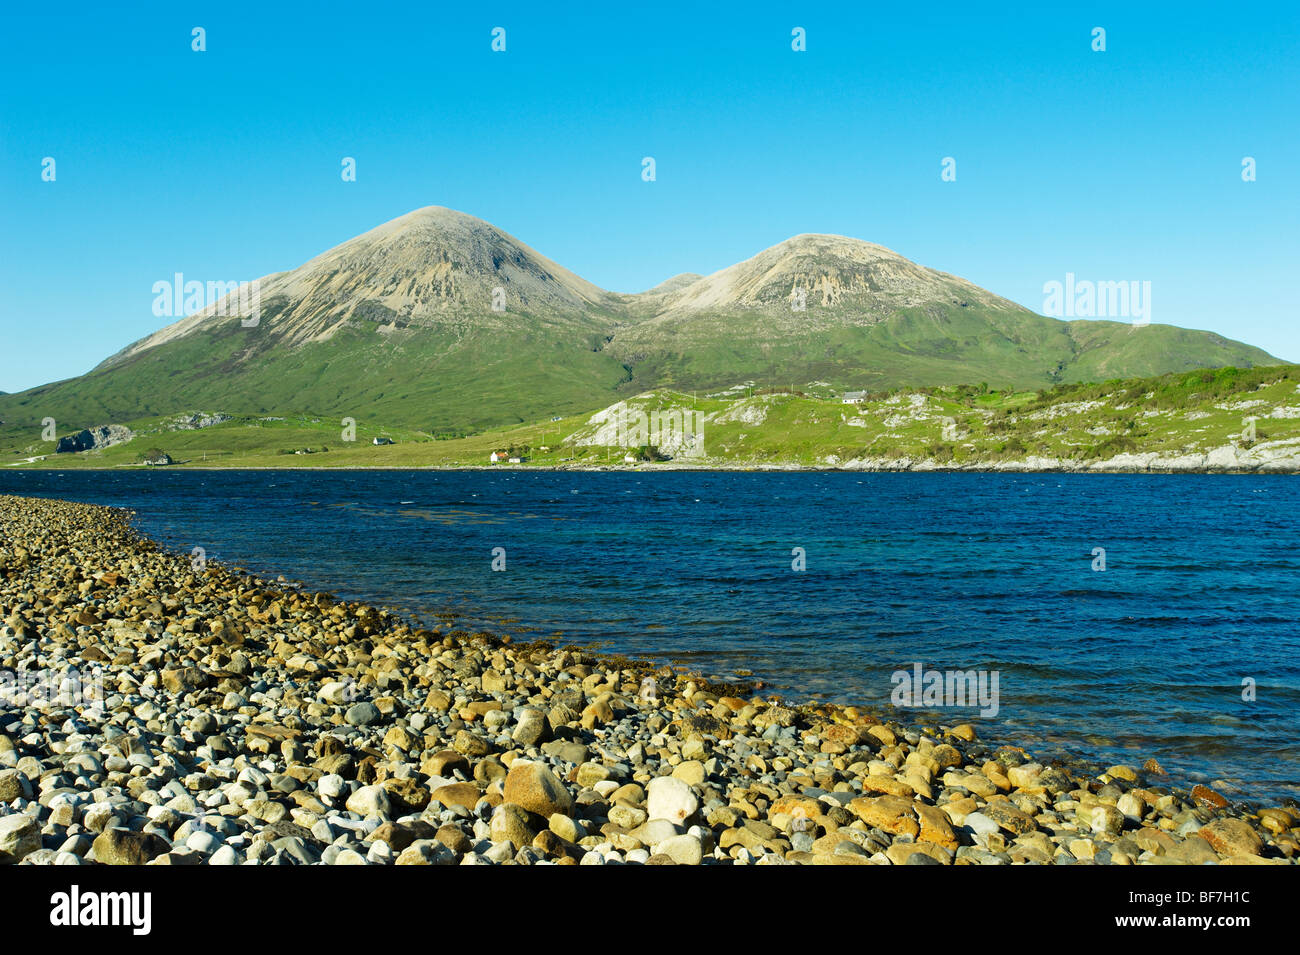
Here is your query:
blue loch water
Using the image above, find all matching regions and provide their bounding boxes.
[3,469,1297,802]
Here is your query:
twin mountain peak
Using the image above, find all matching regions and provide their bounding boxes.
[8,206,1276,432]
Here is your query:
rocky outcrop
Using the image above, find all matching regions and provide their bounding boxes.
[54,424,133,454]
[169,413,231,430]
[832,439,1300,474]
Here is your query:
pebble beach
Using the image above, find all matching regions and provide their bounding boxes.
[0,493,1295,866]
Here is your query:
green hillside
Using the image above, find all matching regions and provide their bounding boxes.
[0,305,1275,440]
[605,303,1274,397]
[0,308,630,436]
[5,364,1298,472]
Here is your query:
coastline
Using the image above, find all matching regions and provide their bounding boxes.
[1,493,1294,865]
[8,461,1300,474]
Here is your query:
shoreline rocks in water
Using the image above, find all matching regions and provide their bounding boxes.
[0,493,1295,866]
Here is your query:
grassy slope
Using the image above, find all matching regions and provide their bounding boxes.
[0,316,632,435]
[608,303,1276,396]
[690,365,1300,467]
[5,365,1298,470]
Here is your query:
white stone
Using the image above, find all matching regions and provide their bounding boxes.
[82,802,114,831]
[317,774,346,799]
[345,785,391,818]
[318,682,352,704]
[209,845,242,865]
[483,841,513,863]
[237,766,269,787]
[963,812,1000,836]
[0,814,42,862]
[654,833,703,865]
[646,776,698,824]
[1117,792,1145,822]
[186,830,223,854]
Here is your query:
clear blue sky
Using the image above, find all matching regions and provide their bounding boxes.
[2,2,1296,393]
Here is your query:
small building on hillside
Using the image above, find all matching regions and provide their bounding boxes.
[490,450,508,463]
[373,437,394,446]
[842,391,867,404]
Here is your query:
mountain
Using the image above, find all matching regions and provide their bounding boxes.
[105,207,619,365]
[639,273,704,295]
[647,234,1010,315]
[9,208,631,433]
[606,233,1274,394]
[0,207,1278,434]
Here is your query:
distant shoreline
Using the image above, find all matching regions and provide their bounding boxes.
[7,462,1300,475]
